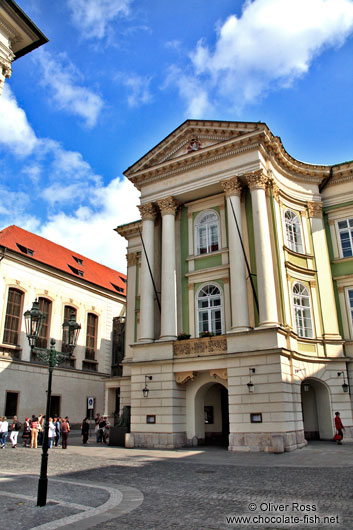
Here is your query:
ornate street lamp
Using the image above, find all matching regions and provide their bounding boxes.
[247,368,255,393]
[24,302,81,507]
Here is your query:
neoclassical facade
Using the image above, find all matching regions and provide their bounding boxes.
[115,120,353,452]
[0,0,48,95]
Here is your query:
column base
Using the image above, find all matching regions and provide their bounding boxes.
[256,322,279,329]
[138,338,154,343]
[229,326,252,333]
[159,335,177,342]
[132,432,186,448]
[228,430,307,453]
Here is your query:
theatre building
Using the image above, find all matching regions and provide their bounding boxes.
[116,120,353,452]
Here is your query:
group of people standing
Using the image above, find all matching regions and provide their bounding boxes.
[0,415,71,449]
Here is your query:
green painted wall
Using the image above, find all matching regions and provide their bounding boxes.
[180,206,189,334]
[331,259,353,277]
[194,254,222,270]
[323,213,334,261]
[269,188,285,324]
[324,200,353,212]
[333,280,345,337]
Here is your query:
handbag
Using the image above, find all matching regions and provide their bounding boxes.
[334,433,342,441]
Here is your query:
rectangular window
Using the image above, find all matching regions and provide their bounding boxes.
[338,218,353,257]
[3,288,23,345]
[37,298,51,349]
[86,313,98,360]
[5,391,18,417]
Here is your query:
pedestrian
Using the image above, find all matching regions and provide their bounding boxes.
[94,413,101,443]
[98,416,107,443]
[0,416,9,448]
[37,414,44,446]
[61,418,70,449]
[81,417,89,445]
[9,416,21,448]
[22,418,30,447]
[48,418,56,449]
[30,416,39,448]
[334,412,345,444]
[102,416,110,444]
[55,417,61,447]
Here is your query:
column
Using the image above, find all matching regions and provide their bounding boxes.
[138,203,157,342]
[157,196,178,340]
[246,170,278,327]
[221,177,250,331]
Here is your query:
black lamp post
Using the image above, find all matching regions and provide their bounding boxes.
[24,300,81,507]
[337,371,349,393]
[143,375,152,397]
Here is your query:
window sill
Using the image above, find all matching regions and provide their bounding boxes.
[186,248,228,261]
[283,245,313,259]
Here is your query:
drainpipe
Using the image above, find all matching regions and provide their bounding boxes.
[319,166,333,192]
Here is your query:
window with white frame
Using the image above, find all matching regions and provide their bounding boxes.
[197,284,223,336]
[337,218,353,257]
[292,283,313,338]
[284,209,304,253]
[348,289,353,333]
[195,210,220,255]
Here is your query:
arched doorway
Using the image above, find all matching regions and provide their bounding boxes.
[194,382,229,446]
[301,378,332,440]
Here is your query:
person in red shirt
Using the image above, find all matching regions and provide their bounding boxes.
[334,412,344,444]
[61,418,70,449]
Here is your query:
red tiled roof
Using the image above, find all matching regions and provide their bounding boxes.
[0,225,126,297]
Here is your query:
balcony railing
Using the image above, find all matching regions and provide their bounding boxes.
[173,336,227,358]
[0,345,21,361]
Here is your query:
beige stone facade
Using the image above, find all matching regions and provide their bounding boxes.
[114,120,353,452]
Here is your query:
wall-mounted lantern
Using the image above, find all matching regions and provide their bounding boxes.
[337,371,349,393]
[247,368,255,393]
[143,375,153,397]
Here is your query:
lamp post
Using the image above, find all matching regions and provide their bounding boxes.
[143,375,153,397]
[24,300,81,507]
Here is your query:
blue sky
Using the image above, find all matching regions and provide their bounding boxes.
[1,0,353,272]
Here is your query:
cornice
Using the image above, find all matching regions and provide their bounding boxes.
[127,128,330,191]
[115,220,141,239]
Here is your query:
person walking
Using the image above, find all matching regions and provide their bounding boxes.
[81,417,89,445]
[22,418,30,447]
[61,418,70,449]
[334,412,345,444]
[37,414,44,446]
[0,416,9,448]
[55,417,61,447]
[9,416,21,448]
[30,417,39,448]
[95,413,101,443]
[48,418,56,448]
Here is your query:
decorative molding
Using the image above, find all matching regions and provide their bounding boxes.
[220,176,243,197]
[188,283,194,291]
[157,196,178,216]
[337,286,345,294]
[245,169,268,191]
[309,280,316,288]
[210,369,227,380]
[173,336,227,358]
[269,178,280,201]
[126,252,137,267]
[307,201,323,218]
[138,202,157,221]
[175,371,196,384]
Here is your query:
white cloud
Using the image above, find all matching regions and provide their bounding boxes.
[39,177,140,271]
[164,65,211,117]
[0,85,139,271]
[174,0,353,115]
[66,0,132,40]
[115,72,153,107]
[35,49,104,127]
[0,85,38,156]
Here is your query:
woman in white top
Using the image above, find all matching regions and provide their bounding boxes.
[0,416,9,448]
[48,418,56,449]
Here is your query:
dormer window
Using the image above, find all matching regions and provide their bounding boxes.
[68,265,84,277]
[16,243,34,256]
[111,283,124,293]
[119,276,127,284]
[73,256,83,265]
[195,210,220,255]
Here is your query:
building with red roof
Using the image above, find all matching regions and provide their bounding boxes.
[0,225,126,424]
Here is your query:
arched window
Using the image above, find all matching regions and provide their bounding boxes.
[195,210,220,255]
[37,297,52,349]
[292,283,313,338]
[284,210,303,254]
[197,284,223,336]
[3,288,24,345]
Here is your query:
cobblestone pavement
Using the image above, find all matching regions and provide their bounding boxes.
[1,433,353,529]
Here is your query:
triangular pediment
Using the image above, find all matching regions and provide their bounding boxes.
[124,119,263,177]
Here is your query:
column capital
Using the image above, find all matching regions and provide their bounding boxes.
[221,176,243,197]
[307,201,323,218]
[157,196,178,216]
[126,252,137,267]
[245,169,268,191]
[138,202,157,221]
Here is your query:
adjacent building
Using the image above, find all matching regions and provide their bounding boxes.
[0,0,48,95]
[116,119,353,452]
[0,225,126,423]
